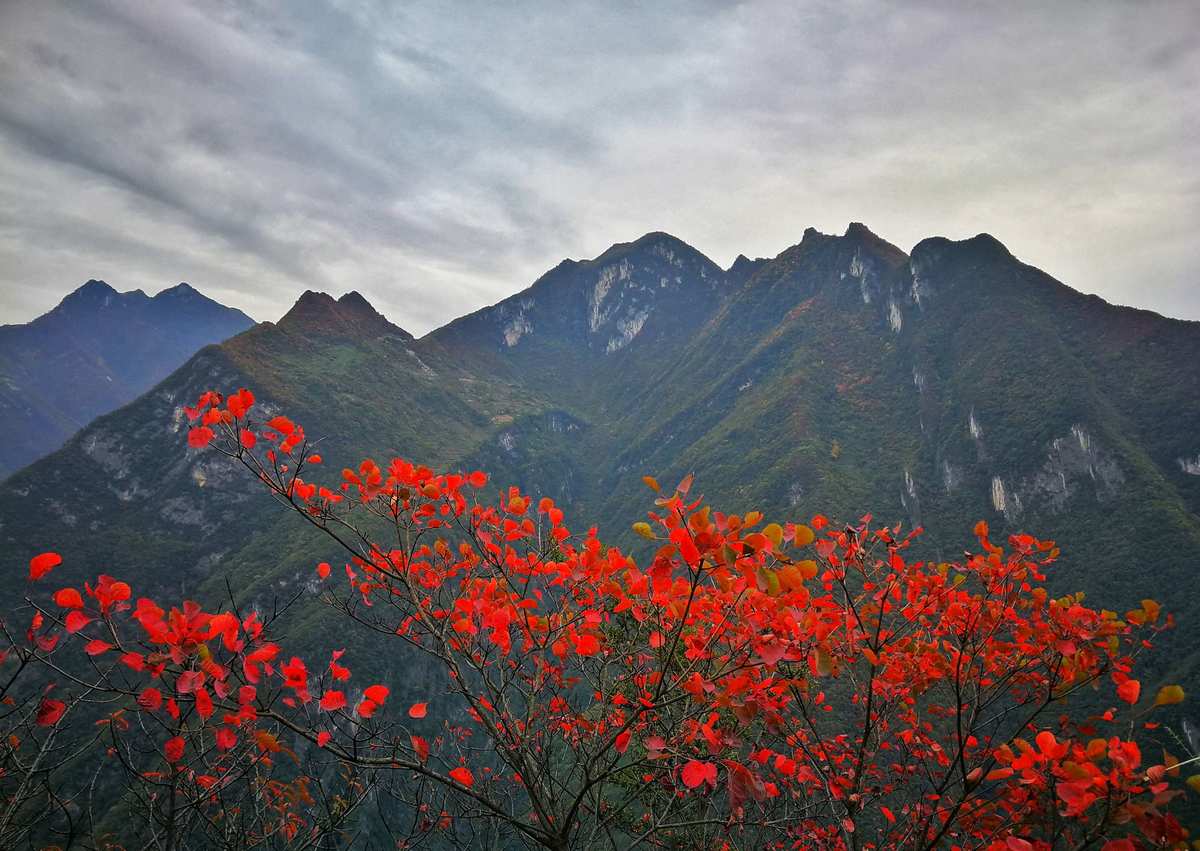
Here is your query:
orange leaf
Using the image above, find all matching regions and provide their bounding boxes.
[1154,685,1185,707]
[53,588,83,608]
[1117,678,1141,705]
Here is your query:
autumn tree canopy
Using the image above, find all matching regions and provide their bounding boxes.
[2,386,1193,850]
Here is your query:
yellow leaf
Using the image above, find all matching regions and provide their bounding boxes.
[642,475,660,492]
[1141,599,1161,623]
[763,523,784,548]
[743,511,763,528]
[797,559,819,580]
[758,567,781,597]
[815,649,833,676]
[793,524,815,547]
[1187,774,1200,795]
[632,522,655,540]
[1154,685,1185,707]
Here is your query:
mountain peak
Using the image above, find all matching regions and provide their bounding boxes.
[53,279,140,314]
[911,232,1015,264]
[79,278,116,295]
[726,253,768,286]
[64,279,119,303]
[156,282,199,298]
[590,231,718,273]
[278,290,410,340]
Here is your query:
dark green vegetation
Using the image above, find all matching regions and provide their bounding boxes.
[3,225,1199,701]
[0,280,254,478]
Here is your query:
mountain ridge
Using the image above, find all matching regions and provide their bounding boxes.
[2,223,1198,710]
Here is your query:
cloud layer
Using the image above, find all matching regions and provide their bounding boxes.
[1,0,1197,333]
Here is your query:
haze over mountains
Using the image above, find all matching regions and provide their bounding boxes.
[0,280,254,478]
[2,223,1198,698]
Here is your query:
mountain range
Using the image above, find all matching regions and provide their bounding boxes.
[2,224,1198,701]
[0,280,254,478]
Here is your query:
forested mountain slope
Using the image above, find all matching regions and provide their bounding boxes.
[3,224,1197,692]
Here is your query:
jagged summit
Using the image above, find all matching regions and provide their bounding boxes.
[726,254,769,287]
[278,290,411,340]
[775,224,908,271]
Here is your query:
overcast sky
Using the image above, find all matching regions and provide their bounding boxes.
[0,1,1196,334]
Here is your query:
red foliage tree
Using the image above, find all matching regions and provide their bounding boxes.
[3,386,1194,849]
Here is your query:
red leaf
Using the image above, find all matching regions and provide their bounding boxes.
[320,690,346,711]
[64,610,91,633]
[316,562,331,580]
[36,698,66,726]
[177,670,204,694]
[29,552,62,581]
[215,727,237,750]
[449,766,474,788]
[408,702,428,719]
[188,426,214,448]
[681,760,717,789]
[138,687,163,711]
[84,639,112,656]
[412,735,430,762]
[164,736,185,763]
[317,731,332,748]
[195,688,213,720]
[573,633,600,656]
[615,730,632,754]
[364,685,389,705]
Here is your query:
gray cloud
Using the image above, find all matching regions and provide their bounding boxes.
[1,0,1197,333]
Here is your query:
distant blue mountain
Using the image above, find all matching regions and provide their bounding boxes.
[0,280,253,477]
